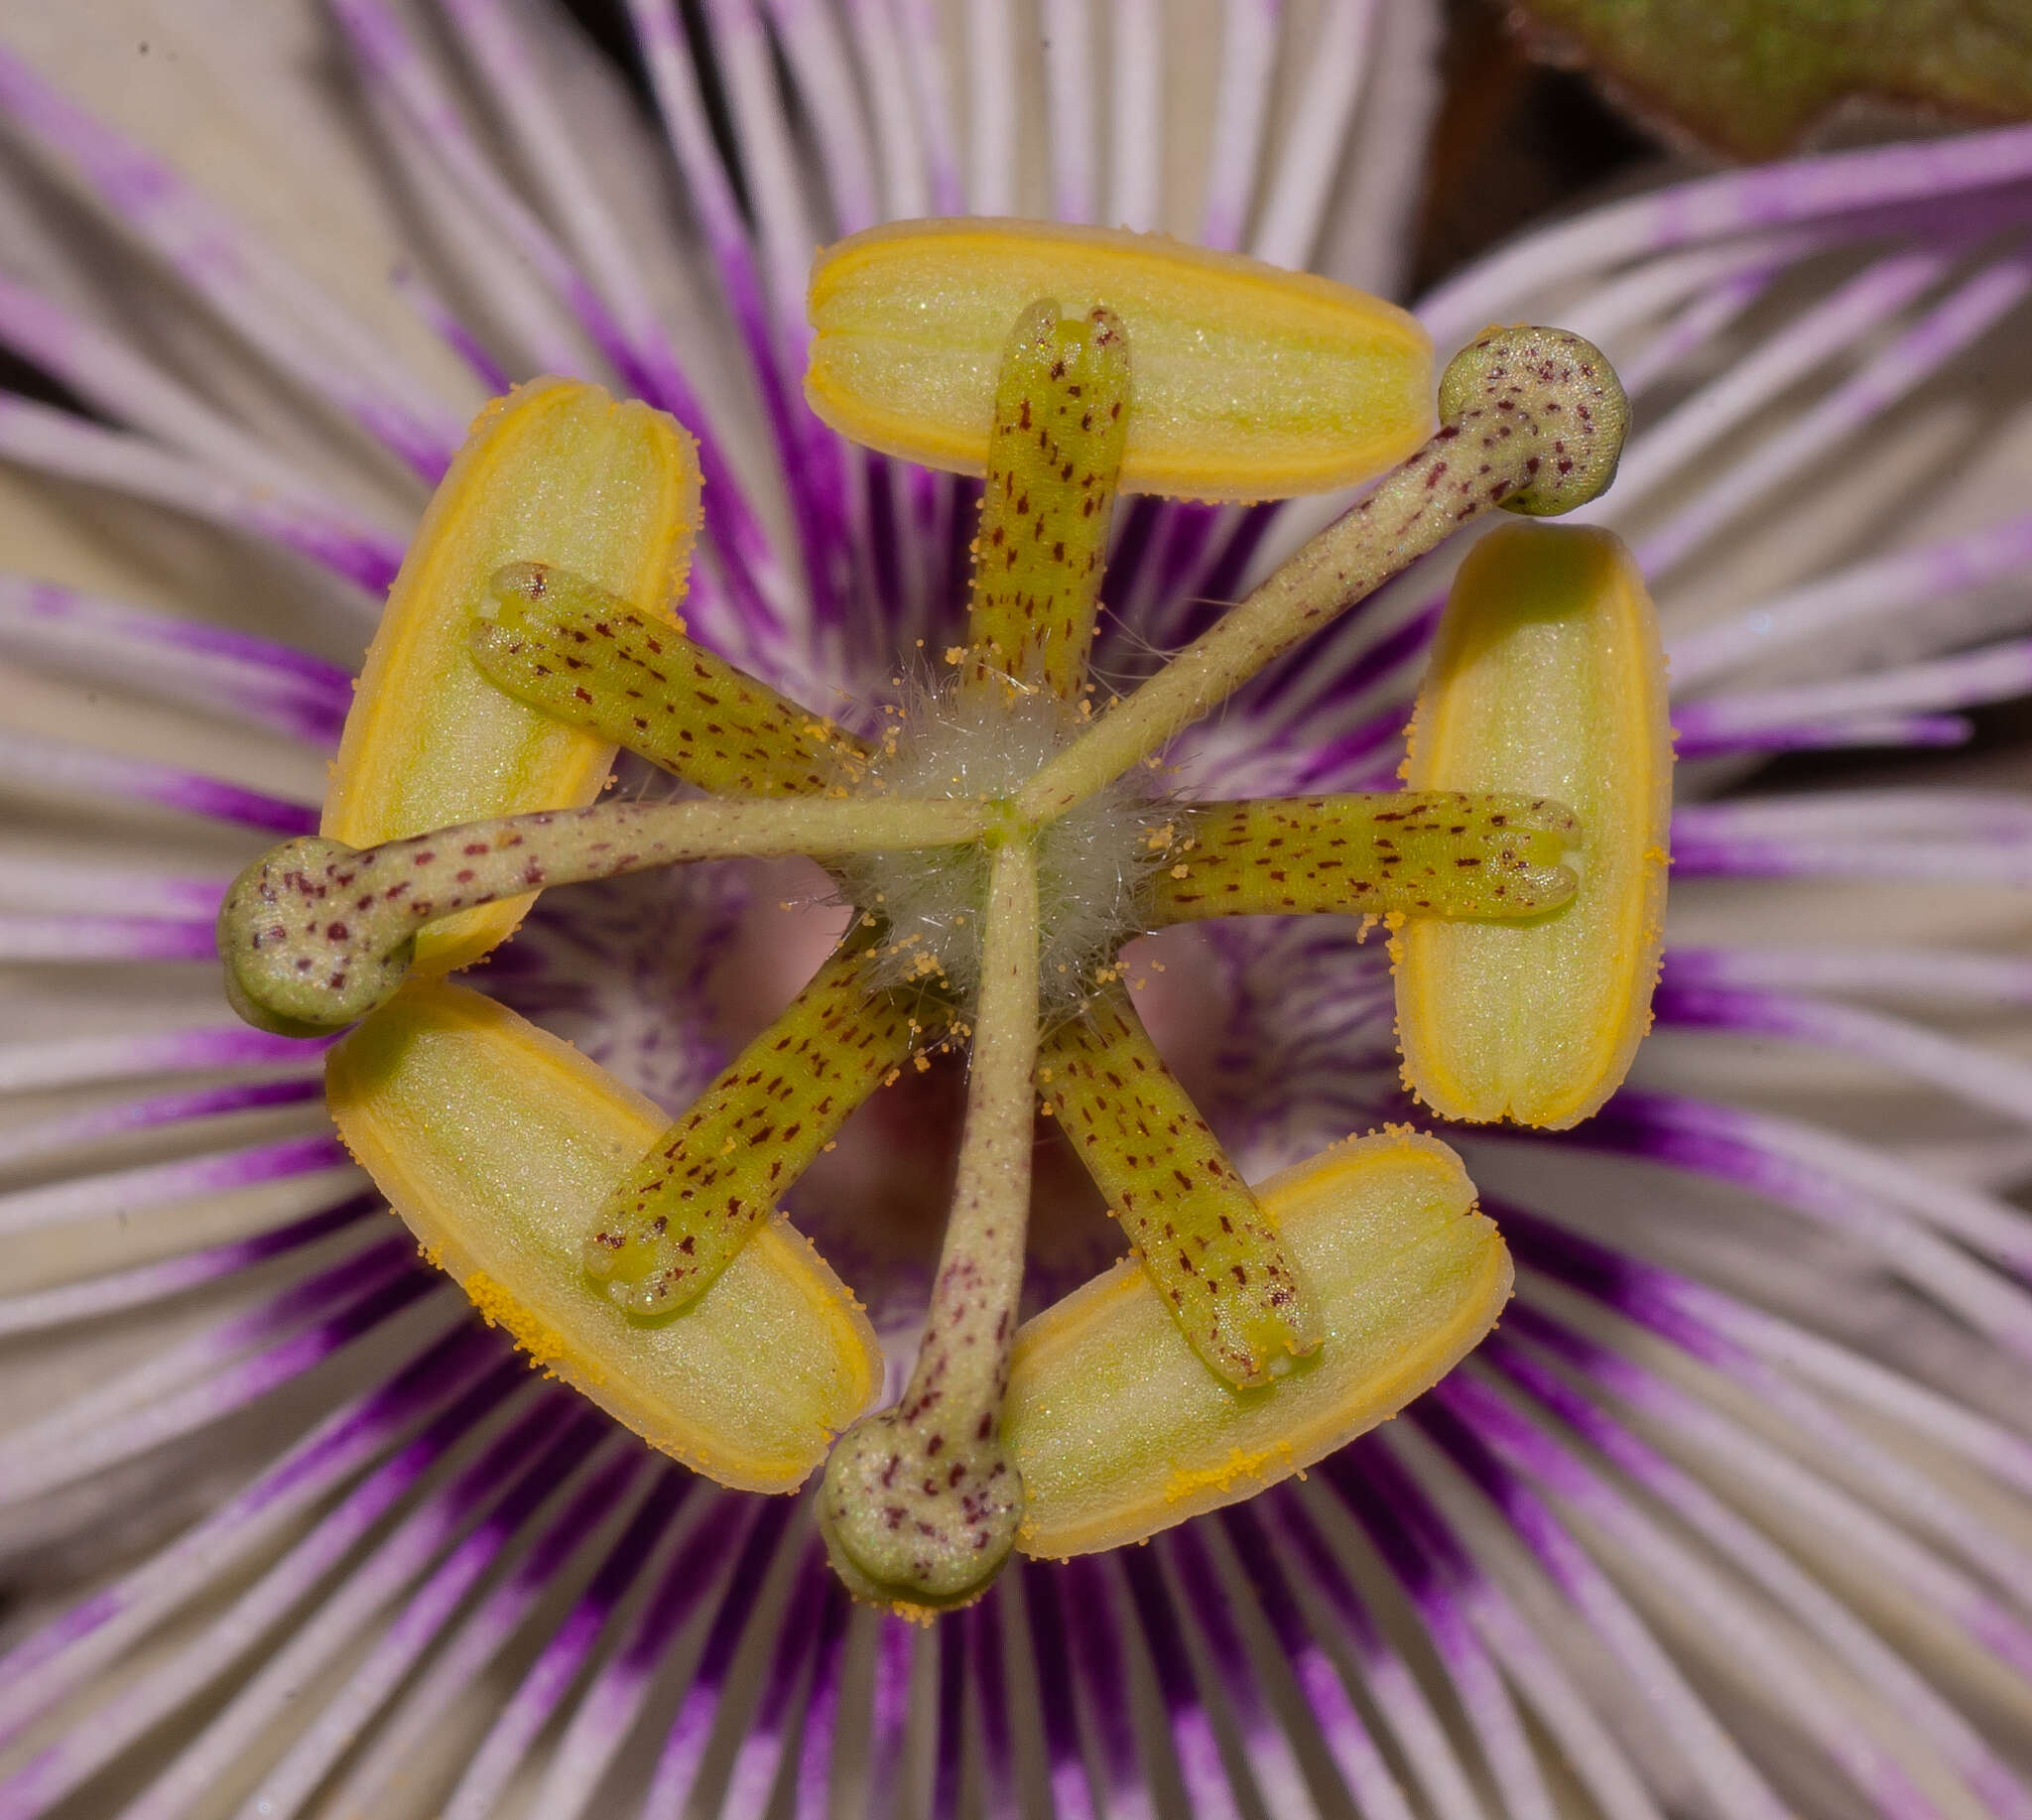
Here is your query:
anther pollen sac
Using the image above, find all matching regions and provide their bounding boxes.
[326,980,883,1492]
[807,218,1434,499]
[1004,1130,1510,1557]
[1396,522,1672,1127]
[322,377,700,974]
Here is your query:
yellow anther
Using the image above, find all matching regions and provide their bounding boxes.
[324,378,698,973]
[1396,523,1671,1127]
[327,981,880,1492]
[808,219,1432,499]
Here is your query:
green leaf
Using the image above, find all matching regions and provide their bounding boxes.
[1514,0,2032,159]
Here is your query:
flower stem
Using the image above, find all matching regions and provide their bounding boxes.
[961,303,1129,700]
[1014,325,1628,821]
[1037,982,1321,1385]
[820,834,1041,1612]
[1146,790,1579,924]
[218,795,986,1035]
[584,926,923,1315]
[471,562,871,794]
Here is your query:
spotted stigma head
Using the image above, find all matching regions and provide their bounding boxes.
[216,836,415,1036]
[1436,324,1628,517]
[818,1406,1024,1616]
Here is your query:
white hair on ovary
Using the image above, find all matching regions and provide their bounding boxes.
[838,678,1172,1016]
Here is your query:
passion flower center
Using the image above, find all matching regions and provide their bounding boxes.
[220,271,1636,1619]
[841,684,1171,1012]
